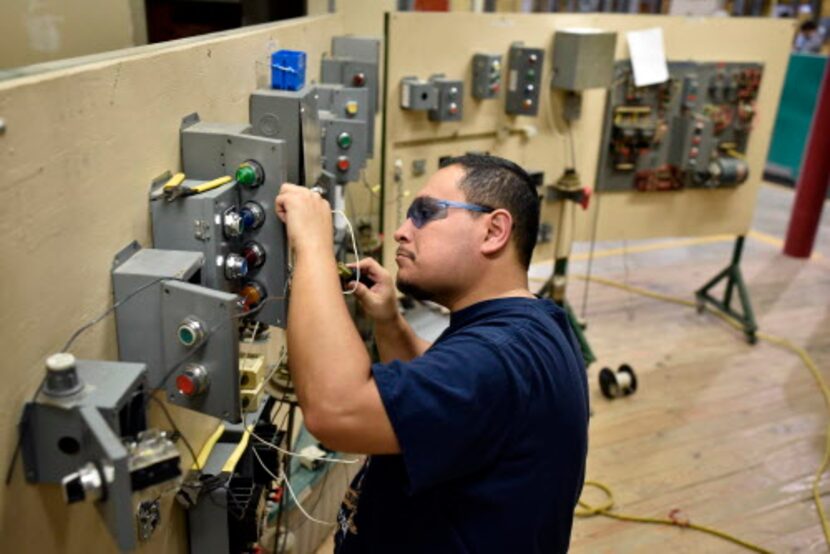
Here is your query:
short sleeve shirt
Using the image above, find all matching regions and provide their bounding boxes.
[334,297,589,553]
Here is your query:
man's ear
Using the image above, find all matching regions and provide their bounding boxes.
[480,209,513,257]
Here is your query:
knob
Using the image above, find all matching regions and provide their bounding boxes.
[223,209,244,238]
[242,241,266,269]
[61,462,104,504]
[44,353,83,397]
[225,253,249,280]
[240,201,265,231]
[177,316,206,347]
[176,364,209,397]
[235,160,265,188]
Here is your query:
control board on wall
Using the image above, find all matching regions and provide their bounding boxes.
[597,61,763,192]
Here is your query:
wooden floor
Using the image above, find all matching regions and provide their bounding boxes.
[312,184,830,553]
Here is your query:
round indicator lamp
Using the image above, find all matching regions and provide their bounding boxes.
[336,156,350,173]
[352,72,366,87]
[235,160,265,188]
[239,281,266,312]
[522,99,534,110]
[337,132,353,150]
[345,101,359,116]
[177,317,206,347]
[176,365,209,397]
[242,241,266,269]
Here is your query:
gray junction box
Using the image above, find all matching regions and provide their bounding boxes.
[550,29,617,91]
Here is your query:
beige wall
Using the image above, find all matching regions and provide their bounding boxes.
[0,0,143,70]
[0,14,344,553]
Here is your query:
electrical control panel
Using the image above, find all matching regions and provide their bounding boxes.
[112,246,243,422]
[472,53,502,99]
[19,355,181,551]
[597,61,763,191]
[505,43,544,116]
[400,76,439,111]
[151,116,289,328]
[320,36,381,153]
[428,75,464,122]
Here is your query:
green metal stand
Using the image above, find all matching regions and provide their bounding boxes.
[538,257,597,366]
[695,235,758,344]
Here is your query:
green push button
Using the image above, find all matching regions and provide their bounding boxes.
[526,69,536,80]
[235,164,257,186]
[337,132,353,150]
[178,327,195,346]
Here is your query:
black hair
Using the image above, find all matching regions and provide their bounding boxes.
[801,20,818,32]
[440,154,540,269]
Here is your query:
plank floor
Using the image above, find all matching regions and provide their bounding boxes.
[312,184,830,553]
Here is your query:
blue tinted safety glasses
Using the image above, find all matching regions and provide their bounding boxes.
[405,196,494,229]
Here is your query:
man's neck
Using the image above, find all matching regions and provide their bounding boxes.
[446,273,534,313]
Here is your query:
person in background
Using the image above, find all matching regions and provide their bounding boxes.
[794,20,826,53]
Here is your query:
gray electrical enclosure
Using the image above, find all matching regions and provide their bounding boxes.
[472,53,502,99]
[505,43,544,116]
[550,30,617,91]
[428,76,464,122]
[400,77,439,111]
[19,359,178,551]
[152,116,289,328]
[320,36,381,152]
[112,246,242,422]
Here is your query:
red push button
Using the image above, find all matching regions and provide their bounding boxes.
[337,156,350,172]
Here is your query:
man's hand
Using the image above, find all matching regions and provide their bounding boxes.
[274,183,333,255]
[349,257,399,323]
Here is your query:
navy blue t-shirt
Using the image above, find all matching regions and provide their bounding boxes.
[334,297,589,553]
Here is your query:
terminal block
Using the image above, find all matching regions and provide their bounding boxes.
[428,75,464,122]
[19,354,181,551]
[472,53,502,99]
[505,42,544,116]
[112,246,242,422]
[320,36,381,152]
[151,115,289,328]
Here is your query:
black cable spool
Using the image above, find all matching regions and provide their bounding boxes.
[599,364,638,399]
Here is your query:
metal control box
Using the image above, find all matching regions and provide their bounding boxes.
[505,43,544,116]
[550,30,617,91]
[400,77,439,111]
[315,83,372,157]
[319,112,368,183]
[472,53,502,99]
[160,117,289,328]
[112,247,242,422]
[320,36,381,152]
[428,76,464,122]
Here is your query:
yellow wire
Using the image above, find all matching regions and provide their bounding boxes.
[570,273,830,551]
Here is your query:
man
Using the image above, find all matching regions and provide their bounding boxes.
[274,154,589,553]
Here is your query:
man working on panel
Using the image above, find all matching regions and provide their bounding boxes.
[274,154,589,553]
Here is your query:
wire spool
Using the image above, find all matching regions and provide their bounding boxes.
[599,364,638,399]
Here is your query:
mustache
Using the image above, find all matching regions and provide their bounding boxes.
[396,248,415,260]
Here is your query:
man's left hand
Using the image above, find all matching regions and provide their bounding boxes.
[274,183,334,255]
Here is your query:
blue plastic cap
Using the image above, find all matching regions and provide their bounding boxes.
[271,49,307,91]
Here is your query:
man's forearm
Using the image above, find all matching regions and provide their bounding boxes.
[374,313,431,363]
[287,247,372,418]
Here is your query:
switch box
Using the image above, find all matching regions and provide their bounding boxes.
[505,43,544,116]
[472,53,502,99]
[319,113,368,183]
[400,76,439,111]
[321,36,381,153]
[428,75,464,122]
[550,30,617,91]
[315,84,372,157]
[160,116,289,328]
[112,246,242,422]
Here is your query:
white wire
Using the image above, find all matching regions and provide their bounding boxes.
[332,208,361,295]
[246,426,360,465]
[251,443,336,526]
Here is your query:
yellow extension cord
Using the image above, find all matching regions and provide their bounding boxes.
[570,273,830,553]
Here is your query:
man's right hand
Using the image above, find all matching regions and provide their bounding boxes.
[349,258,399,323]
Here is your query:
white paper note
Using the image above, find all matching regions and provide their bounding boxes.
[626,28,669,87]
